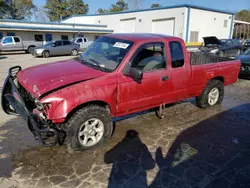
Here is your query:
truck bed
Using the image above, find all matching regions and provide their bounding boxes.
[190,52,232,65]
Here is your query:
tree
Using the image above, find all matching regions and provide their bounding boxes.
[0,0,36,20]
[128,0,143,10]
[151,3,161,8]
[68,0,89,15]
[45,0,89,22]
[235,9,250,22]
[110,0,128,12]
[97,8,109,14]
[96,0,128,14]
[45,0,70,22]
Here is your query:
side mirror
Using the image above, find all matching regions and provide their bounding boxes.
[123,63,143,80]
[129,68,143,80]
[52,43,55,47]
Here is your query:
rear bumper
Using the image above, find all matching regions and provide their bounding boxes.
[1,66,59,146]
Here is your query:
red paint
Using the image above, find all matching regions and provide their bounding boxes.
[17,34,241,123]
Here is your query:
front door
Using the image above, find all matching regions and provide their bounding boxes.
[117,42,174,115]
[51,41,64,56]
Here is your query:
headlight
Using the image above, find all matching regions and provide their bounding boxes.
[35,49,44,54]
[210,49,219,53]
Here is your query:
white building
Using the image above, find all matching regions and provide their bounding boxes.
[0,19,113,44]
[62,4,235,44]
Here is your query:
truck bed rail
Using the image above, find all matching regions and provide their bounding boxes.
[190,52,232,66]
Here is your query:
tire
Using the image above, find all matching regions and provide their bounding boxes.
[65,105,113,153]
[71,49,78,56]
[28,46,35,53]
[42,51,50,58]
[196,79,224,108]
[25,50,29,54]
[218,50,224,57]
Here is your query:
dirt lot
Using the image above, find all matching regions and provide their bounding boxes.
[0,53,250,188]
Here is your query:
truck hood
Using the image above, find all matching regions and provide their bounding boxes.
[17,58,107,98]
[203,36,221,46]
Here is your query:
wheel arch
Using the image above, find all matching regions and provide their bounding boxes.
[65,100,112,122]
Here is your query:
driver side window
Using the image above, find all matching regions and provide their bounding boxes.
[131,43,166,72]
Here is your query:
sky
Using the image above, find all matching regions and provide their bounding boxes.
[33,0,249,14]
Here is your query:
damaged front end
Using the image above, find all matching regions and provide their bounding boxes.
[1,66,64,146]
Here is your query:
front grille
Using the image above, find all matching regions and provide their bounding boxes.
[18,82,36,110]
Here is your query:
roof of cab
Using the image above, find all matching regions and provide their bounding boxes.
[105,33,181,43]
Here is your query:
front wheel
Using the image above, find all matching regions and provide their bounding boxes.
[71,49,78,56]
[43,51,50,58]
[196,79,224,108]
[65,105,113,153]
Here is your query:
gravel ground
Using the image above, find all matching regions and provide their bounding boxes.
[0,53,250,188]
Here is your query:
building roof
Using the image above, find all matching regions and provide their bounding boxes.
[0,19,107,28]
[0,24,113,33]
[62,4,235,22]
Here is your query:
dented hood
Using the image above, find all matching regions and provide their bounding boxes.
[17,58,107,98]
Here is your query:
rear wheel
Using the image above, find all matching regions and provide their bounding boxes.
[28,46,35,53]
[71,49,78,56]
[196,79,224,108]
[65,105,113,153]
[43,51,50,58]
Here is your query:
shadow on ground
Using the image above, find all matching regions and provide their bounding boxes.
[0,118,39,177]
[148,103,250,188]
[104,104,250,188]
[0,56,7,60]
[0,102,249,188]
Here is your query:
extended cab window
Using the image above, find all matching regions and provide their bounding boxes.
[131,43,166,72]
[169,41,184,68]
[14,37,20,42]
[2,37,13,44]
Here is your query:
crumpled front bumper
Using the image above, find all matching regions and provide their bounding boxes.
[1,66,59,146]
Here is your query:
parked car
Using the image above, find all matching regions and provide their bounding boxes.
[0,36,42,54]
[236,47,250,78]
[32,40,80,58]
[199,36,242,57]
[1,33,240,152]
[71,37,89,49]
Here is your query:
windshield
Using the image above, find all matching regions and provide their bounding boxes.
[244,48,250,55]
[44,41,53,46]
[80,36,133,72]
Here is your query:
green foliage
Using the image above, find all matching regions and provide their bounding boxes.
[97,0,128,14]
[45,0,89,22]
[235,9,250,22]
[151,3,161,8]
[68,0,89,15]
[0,0,36,20]
[97,8,109,14]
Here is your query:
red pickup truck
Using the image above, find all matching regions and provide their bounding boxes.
[1,33,240,152]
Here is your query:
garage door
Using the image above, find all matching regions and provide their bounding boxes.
[119,18,136,33]
[151,18,175,35]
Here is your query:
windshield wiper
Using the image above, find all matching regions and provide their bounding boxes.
[88,58,107,72]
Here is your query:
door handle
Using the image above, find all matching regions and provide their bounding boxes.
[162,75,169,81]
